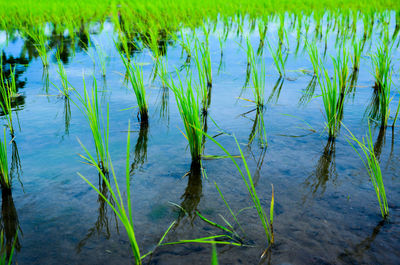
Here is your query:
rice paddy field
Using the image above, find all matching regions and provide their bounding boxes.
[1,0,400,264]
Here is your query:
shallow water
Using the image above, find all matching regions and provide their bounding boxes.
[0,13,400,264]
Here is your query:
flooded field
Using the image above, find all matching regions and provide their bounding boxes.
[0,5,399,265]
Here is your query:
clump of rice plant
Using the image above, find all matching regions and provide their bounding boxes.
[79,122,223,264]
[345,123,389,219]
[0,129,10,190]
[318,64,342,139]
[332,46,350,93]
[267,40,288,77]
[26,28,49,68]
[94,42,108,77]
[246,39,266,108]
[119,52,149,123]
[306,40,320,76]
[351,38,363,71]
[74,76,109,173]
[195,40,212,88]
[78,122,141,264]
[370,43,393,127]
[169,72,203,163]
[56,50,69,97]
[195,41,212,114]
[0,65,17,136]
[200,131,274,250]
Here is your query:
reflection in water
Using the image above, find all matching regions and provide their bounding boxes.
[130,122,149,175]
[373,126,386,162]
[248,147,267,187]
[63,96,71,136]
[42,67,49,94]
[0,52,27,115]
[76,173,118,253]
[157,84,170,124]
[303,138,336,199]
[298,75,317,106]
[244,106,267,148]
[0,189,22,260]
[176,162,203,225]
[348,69,360,100]
[338,220,387,263]
[10,137,22,187]
[267,76,284,104]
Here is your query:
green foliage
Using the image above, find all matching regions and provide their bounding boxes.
[345,123,389,219]
[74,76,109,173]
[318,63,342,138]
[119,49,149,123]
[200,130,274,247]
[78,122,141,264]
[0,129,10,189]
[370,42,393,126]
[0,66,16,135]
[169,72,203,162]
[246,39,265,108]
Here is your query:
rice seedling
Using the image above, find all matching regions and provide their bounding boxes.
[345,123,389,219]
[195,41,212,113]
[246,39,266,108]
[119,50,149,123]
[0,64,18,135]
[199,131,275,250]
[370,42,393,127]
[26,27,49,67]
[178,29,194,59]
[79,122,237,264]
[306,40,320,76]
[78,121,141,264]
[0,129,10,190]
[196,40,212,88]
[332,46,350,93]
[169,72,203,163]
[56,49,69,97]
[94,42,108,77]
[318,64,342,139]
[257,20,268,55]
[267,40,288,77]
[73,76,109,173]
[351,38,364,71]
